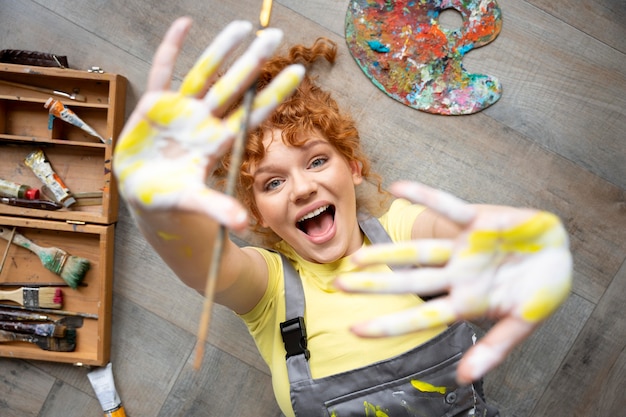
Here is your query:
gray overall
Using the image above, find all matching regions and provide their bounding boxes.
[279,215,500,417]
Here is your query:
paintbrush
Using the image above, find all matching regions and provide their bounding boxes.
[0,281,88,288]
[0,328,76,352]
[0,320,66,337]
[0,287,62,308]
[194,0,274,370]
[0,308,83,329]
[0,226,90,289]
[0,79,86,102]
[0,303,98,319]
[0,197,64,211]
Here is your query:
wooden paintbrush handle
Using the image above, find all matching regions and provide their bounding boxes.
[0,329,22,343]
[0,320,58,337]
[0,309,48,321]
[0,288,24,305]
[0,227,42,254]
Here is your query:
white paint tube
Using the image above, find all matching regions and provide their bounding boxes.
[87,363,127,417]
[24,149,76,207]
[45,97,106,143]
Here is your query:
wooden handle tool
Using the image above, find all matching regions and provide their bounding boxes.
[194,0,274,370]
[0,328,76,351]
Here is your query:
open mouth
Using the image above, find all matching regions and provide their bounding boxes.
[297,205,336,237]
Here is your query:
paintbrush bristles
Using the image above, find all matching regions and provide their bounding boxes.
[60,256,90,289]
[0,287,63,309]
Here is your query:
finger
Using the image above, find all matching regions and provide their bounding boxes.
[148,17,193,92]
[350,298,458,337]
[204,28,284,113]
[456,316,534,385]
[248,64,305,127]
[390,181,476,225]
[225,64,305,131]
[335,268,452,296]
[350,239,454,267]
[179,20,253,96]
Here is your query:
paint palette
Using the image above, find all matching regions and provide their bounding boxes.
[345,0,503,115]
[0,63,126,365]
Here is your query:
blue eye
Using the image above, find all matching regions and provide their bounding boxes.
[265,179,283,191]
[310,157,327,169]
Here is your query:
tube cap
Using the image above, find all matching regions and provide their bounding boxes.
[24,188,40,200]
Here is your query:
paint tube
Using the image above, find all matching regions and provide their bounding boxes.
[0,178,40,200]
[24,149,76,207]
[87,363,127,417]
[45,97,106,143]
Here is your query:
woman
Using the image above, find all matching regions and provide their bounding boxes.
[113,18,572,417]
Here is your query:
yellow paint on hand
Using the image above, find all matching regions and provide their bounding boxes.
[146,95,194,125]
[521,282,571,322]
[463,212,560,257]
[410,380,447,394]
[115,120,156,157]
[180,54,219,95]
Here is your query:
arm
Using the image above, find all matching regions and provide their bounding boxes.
[336,181,572,384]
[113,18,304,314]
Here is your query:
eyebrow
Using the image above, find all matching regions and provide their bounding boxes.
[253,139,329,177]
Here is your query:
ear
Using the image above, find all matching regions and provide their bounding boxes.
[350,160,363,185]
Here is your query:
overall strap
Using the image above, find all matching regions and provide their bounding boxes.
[280,215,393,383]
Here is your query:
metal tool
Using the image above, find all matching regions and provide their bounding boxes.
[0,79,86,102]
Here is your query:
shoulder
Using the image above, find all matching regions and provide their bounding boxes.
[378,198,426,242]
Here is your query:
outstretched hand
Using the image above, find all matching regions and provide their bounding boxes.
[335,181,572,384]
[113,18,304,230]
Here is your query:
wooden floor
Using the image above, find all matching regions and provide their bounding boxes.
[1,1,624,416]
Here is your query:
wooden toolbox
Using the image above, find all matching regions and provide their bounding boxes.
[0,63,126,365]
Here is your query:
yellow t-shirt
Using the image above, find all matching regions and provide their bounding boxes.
[240,199,447,417]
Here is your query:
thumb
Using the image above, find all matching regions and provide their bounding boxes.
[457,317,535,385]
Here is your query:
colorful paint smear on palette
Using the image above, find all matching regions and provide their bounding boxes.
[345,0,502,115]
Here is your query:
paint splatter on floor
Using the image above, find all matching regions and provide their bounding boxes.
[345,0,503,115]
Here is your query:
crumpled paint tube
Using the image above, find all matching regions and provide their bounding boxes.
[24,149,76,207]
[87,363,127,417]
[45,97,106,143]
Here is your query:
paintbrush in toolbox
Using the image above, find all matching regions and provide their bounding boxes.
[0,328,76,352]
[0,320,66,337]
[0,287,62,309]
[0,197,63,211]
[0,303,98,319]
[0,281,88,288]
[0,226,90,289]
[0,308,83,329]
[0,79,86,102]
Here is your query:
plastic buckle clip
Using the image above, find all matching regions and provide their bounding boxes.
[280,317,310,360]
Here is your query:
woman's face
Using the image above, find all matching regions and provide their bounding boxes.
[251,129,364,263]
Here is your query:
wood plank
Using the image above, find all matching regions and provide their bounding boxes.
[483,293,595,416]
[532,258,626,416]
[0,359,56,416]
[159,343,281,417]
[527,0,626,54]
[38,379,102,417]
[466,0,626,189]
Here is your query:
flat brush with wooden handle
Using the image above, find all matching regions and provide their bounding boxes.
[0,320,66,337]
[0,328,76,351]
[0,308,83,329]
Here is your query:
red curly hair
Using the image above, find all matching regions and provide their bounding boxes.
[215,38,386,240]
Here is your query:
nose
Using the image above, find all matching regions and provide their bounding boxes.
[289,171,317,203]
